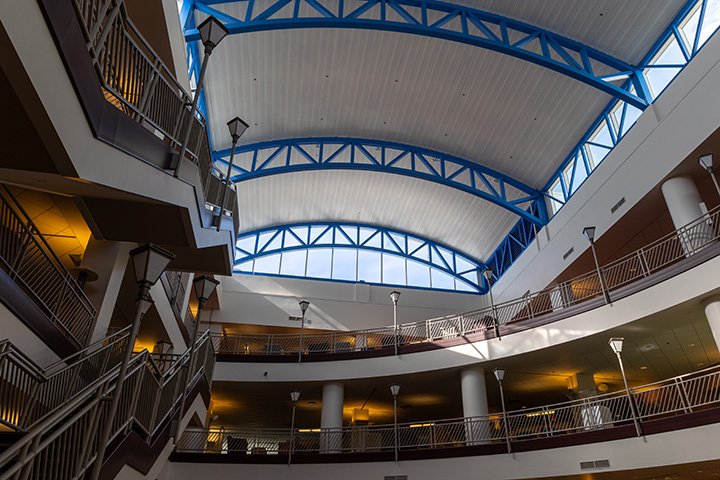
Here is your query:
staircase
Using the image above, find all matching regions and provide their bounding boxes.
[0,186,96,352]
[0,331,214,479]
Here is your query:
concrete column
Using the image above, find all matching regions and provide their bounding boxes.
[320,382,344,453]
[460,367,490,445]
[80,239,133,343]
[661,175,712,254]
[703,296,720,350]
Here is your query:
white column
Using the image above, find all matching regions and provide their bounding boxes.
[703,297,720,350]
[81,239,133,343]
[460,367,489,445]
[320,382,344,453]
[661,175,712,254]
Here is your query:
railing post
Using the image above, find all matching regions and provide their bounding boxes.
[541,406,552,437]
[637,248,651,277]
[674,377,692,413]
[125,363,146,434]
[134,59,162,122]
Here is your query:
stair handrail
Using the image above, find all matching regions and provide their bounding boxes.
[0,186,97,346]
[0,331,215,479]
[0,327,131,431]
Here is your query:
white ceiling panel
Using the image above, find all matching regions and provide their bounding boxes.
[196,0,685,266]
[236,170,518,262]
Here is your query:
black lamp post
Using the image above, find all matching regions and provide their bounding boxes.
[699,153,720,198]
[89,244,175,480]
[390,291,401,355]
[483,268,500,340]
[215,117,248,231]
[174,16,229,178]
[298,300,309,363]
[390,383,401,462]
[583,226,611,305]
[609,337,643,437]
[493,367,511,454]
[174,274,220,442]
[289,390,301,465]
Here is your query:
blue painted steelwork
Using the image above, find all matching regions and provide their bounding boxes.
[184,0,651,109]
[485,205,541,282]
[544,0,717,214]
[234,222,489,293]
[214,137,548,225]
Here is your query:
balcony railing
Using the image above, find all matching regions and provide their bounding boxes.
[176,363,720,456]
[71,0,237,227]
[212,205,720,357]
[0,187,97,347]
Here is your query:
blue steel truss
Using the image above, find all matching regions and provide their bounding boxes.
[544,0,715,212]
[214,137,548,226]
[234,222,489,293]
[184,0,652,109]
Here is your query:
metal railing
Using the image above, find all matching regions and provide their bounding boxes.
[0,327,130,432]
[161,271,195,334]
[177,363,720,456]
[71,0,237,223]
[0,332,215,480]
[0,187,97,347]
[212,205,720,357]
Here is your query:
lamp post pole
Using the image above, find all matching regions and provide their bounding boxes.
[390,291,401,355]
[174,17,228,179]
[89,244,175,480]
[699,154,720,198]
[174,275,219,443]
[583,226,611,305]
[215,117,248,231]
[298,301,309,363]
[289,390,300,465]
[609,337,643,437]
[390,384,400,462]
[483,269,500,340]
[493,368,511,454]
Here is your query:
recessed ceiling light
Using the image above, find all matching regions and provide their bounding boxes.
[640,366,647,370]
[688,343,696,347]
[698,362,705,367]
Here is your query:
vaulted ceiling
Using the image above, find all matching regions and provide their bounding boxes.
[196,0,686,262]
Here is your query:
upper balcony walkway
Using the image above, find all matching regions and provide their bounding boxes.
[213,205,720,366]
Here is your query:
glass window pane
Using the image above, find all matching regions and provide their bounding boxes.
[236,236,256,254]
[382,253,406,285]
[645,66,682,98]
[652,37,685,66]
[307,249,332,278]
[681,5,702,50]
[235,260,254,272]
[254,254,281,274]
[406,259,430,288]
[431,268,455,290]
[621,104,642,136]
[455,279,477,292]
[332,249,357,281]
[585,143,610,166]
[280,250,307,276]
[358,250,381,283]
[699,0,720,48]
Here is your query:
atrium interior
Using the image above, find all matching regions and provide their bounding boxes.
[2,0,720,479]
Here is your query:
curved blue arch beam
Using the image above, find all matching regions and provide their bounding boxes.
[214,137,548,226]
[234,222,490,293]
[186,0,651,109]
